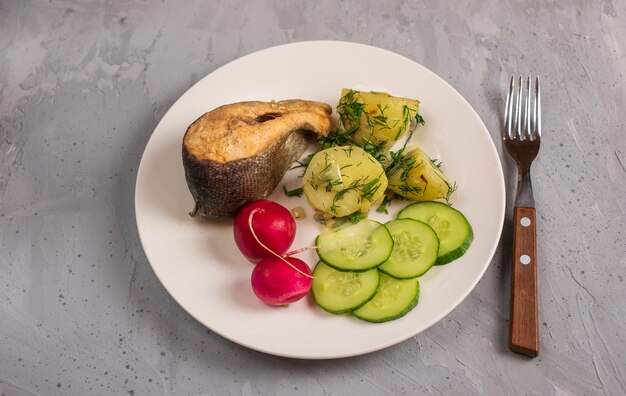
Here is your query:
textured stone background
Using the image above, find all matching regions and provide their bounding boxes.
[1,1,625,395]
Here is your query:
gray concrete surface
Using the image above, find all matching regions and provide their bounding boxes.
[1,1,625,395]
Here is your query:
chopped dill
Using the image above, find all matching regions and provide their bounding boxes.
[341,145,355,158]
[337,90,366,134]
[283,185,304,197]
[369,104,397,131]
[414,112,425,126]
[431,158,443,169]
[360,176,382,202]
[329,175,383,214]
[398,183,423,196]
[444,181,458,205]
[319,129,353,149]
[347,211,367,223]
[291,152,315,170]
[376,194,395,214]
[361,138,388,161]
[325,178,343,192]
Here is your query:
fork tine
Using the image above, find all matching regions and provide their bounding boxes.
[515,75,523,140]
[525,76,532,141]
[535,77,541,138]
[505,75,514,139]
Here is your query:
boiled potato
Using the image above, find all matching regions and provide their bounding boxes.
[303,146,388,217]
[387,146,454,201]
[337,89,421,152]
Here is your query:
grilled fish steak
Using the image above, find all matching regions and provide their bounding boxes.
[182,100,333,221]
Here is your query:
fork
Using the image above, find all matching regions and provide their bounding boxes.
[503,75,541,358]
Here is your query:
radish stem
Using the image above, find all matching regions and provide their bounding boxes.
[284,246,319,257]
[248,208,314,279]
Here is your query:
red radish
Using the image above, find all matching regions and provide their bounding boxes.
[233,200,296,263]
[251,256,312,306]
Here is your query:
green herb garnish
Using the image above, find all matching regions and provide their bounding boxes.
[444,181,458,205]
[329,175,383,215]
[347,211,367,223]
[376,194,394,214]
[414,112,425,126]
[283,185,304,197]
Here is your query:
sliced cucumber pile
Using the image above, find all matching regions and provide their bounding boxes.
[312,201,472,323]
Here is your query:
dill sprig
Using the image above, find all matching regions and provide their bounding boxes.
[318,129,353,149]
[376,193,395,214]
[329,174,383,215]
[291,153,315,171]
[283,185,304,197]
[347,211,367,223]
[369,104,397,131]
[414,112,425,126]
[325,178,343,192]
[444,181,458,205]
[337,90,366,133]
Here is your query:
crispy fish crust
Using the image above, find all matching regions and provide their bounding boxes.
[182,100,332,221]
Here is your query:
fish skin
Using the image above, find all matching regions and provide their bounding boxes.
[182,100,332,221]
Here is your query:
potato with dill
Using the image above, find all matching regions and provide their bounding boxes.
[387,146,455,202]
[302,146,387,218]
[337,89,422,153]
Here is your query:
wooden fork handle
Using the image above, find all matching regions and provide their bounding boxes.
[509,206,539,357]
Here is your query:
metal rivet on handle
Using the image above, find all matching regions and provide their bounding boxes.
[520,217,531,227]
[520,255,531,265]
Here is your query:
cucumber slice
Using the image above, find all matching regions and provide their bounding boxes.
[353,272,419,323]
[378,219,439,279]
[311,261,380,313]
[316,219,393,271]
[398,201,473,265]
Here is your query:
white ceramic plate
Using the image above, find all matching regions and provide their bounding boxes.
[135,41,505,359]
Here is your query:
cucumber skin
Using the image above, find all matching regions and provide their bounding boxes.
[353,296,418,323]
[352,277,420,323]
[312,276,380,314]
[435,221,473,265]
[379,265,431,280]
[311,262,380,314]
